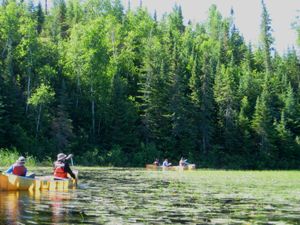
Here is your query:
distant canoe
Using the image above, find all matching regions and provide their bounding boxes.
[146,164,196,171]
[0,173,77,191]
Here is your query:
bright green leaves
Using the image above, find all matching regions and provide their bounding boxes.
[28,83,55,107]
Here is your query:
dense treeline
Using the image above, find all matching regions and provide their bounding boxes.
[0,0,299,168]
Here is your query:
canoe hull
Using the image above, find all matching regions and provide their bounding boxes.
[0,173,76,191]
[146,164,196,171]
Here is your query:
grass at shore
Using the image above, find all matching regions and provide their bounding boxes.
[0,148,37,167]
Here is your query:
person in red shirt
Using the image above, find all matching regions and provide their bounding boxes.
[5,156,28,177]
[153,158,160,166]
[53,153,76,180]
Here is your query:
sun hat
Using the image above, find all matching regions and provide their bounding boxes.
[57,153,73,161]
[16,156,26,164]
[57,153,67,161]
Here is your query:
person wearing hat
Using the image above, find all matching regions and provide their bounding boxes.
[179,157,188,167]
[162,158,172,167]
[53,153,76,180]
[5,156,28,177]
[153,158,160,166]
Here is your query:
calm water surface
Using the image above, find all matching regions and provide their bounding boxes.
[0,168,300,224]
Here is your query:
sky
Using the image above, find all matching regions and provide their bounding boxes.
[122,0,300,54]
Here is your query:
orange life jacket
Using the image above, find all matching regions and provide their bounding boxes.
[53,162,68,179]
[12,164,26,176]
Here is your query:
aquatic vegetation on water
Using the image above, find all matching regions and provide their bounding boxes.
[0,168,299,224]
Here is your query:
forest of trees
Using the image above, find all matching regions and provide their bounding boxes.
[0,0,300,168]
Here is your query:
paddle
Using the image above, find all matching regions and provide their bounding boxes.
[67,154,78,185]
[71,157,74,167]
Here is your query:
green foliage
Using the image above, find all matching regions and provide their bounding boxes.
[106,145,127,166]
[76,148,103,166]
[133,142,161,167]
[35,2,44,34]
[0,0,299,169]
[0,148,36,167]
[50,105,74,151]
[260,0,274,74]
[28,83,55,106]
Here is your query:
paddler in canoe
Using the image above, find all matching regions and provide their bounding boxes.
[53,153,77,181]
[4,156,35,178]
[162,158,172,167]
[179,157,189,167]
[153,158,160,166]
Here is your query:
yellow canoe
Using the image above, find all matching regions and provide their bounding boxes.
[146,164,196,171]
[0,173,77,191]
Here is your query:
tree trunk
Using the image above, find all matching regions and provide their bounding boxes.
[7,39,14,79]
[36,104,42,136]
[26,74,31,113]
[76,68,81,108]
[202,135,206,154]
[45,0,48,15]
[91,84,95,135]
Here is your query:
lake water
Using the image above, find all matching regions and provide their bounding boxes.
[0,168,300,224]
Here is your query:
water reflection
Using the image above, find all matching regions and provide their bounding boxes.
[49,191,70,224]
[0,192,22,224]
[0,190,79,225]
[0,168,299,224]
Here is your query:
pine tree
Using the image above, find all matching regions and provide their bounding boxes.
[169,4,184,33]
[284,48,300,91]
[189,42,215,155]
[66,0,83,26]
[274,111,295,168]
[139,35,172,153]
[251,90,277,167]
[237,96,254,167]
[260,0,274,74]
[214,63,239,153]
[35,2,44,34]
[237,46,259,114]
[207,4,222,41]
[168,42,195,159]
[282,83,299,136]
[57,0,68,39]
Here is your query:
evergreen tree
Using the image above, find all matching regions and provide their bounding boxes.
[109,72,138,155]
[274,112,296,168]
[251,90,277,168]
[189,40,216,156]
[282,83,300,136]
[35,2,44,34]
[66,0,83,26]
[214,63,239,154]
[139,34,172,153]
[237,96,254,167]
[168,42,195,159]
[207,4,222,41]
[260,0,274,74]
[168,4,184,34]
[57,0,68,39]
